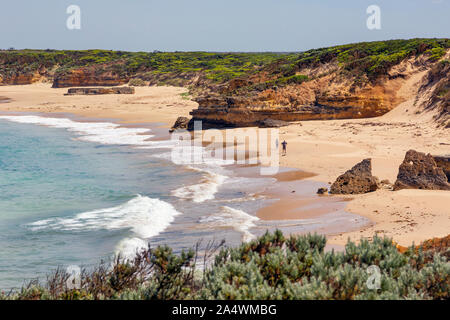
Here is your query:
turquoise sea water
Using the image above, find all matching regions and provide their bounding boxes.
[0,118,191,289]
[0,114,369,290]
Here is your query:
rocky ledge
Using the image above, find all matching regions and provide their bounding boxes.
[433,155,450,181]
[64,87,135,95]
[190,94,388,128]
[53,68,128,88]
[169,116,191,132]
[394,150,450,191]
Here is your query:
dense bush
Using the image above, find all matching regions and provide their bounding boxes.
[128,78,147,86]
[2,39,448,85]
[0,231,448,300]
[275,38,450,81]
[0,49,289,83]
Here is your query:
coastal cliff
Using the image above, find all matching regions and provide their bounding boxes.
[52,68,129,88]
[190,41,450,128]
[1,39,448,127]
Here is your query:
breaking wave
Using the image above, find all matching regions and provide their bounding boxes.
[0,115,154,146]
[28,195,181,259]
[200,206,259,242]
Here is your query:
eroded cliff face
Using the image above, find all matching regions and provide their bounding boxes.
[0,41,448,127]
[191,94,388,127]
[52,68,129,88]
[190,54,447,127]
[0,71,45,85]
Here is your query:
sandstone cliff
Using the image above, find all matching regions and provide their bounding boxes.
[52,67,129,88]
[0,71,46,85]
[190,46,449,128]
[1,40,448,127]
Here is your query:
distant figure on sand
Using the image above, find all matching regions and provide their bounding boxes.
[281,140,287,156]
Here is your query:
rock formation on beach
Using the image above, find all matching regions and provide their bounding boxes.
[169,116,191,132]
[258,118,290,128]
[394,150,450,191]
[316,187,328,195]
[65,87,135,95]
[330,159,380,194]
[433,155,450,181]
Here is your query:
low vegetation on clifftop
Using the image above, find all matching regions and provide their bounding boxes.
[1,231,448,300]
[1,39,448,85]
[0,49,289,85]
[1,38,449,127]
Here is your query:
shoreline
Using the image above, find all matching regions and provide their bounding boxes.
[0,109,360,231]
[0,83,197,126]
[1,83,449,247]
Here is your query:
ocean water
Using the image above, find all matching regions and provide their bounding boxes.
[0,114,369,290]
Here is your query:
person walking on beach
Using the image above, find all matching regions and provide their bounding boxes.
[281,140,287,156]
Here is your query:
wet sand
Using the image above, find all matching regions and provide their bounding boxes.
[229,164,355,224]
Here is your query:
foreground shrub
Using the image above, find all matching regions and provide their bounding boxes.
[0,231,448,300]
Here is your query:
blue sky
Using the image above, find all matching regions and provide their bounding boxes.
[0,0,449,52]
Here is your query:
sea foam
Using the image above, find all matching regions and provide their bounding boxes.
[0,115,232,203]
[0,115,154,146]
[172,167,228,203]
[200,206,259,242]
[28,195,181,257]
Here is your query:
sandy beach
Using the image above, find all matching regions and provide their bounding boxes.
[0,83,197,125]
[274,98,449,246]
[1,83,449,247]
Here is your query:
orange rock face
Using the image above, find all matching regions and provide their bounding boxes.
[191,87,393,127]
[52,68,129,88]
[0,72,43,85]
[189,53,448,128]
[190,68,411,127]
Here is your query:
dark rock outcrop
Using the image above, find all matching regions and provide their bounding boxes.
[317,187,328,195]
[330,159,380,194]
[64,87,134,95]
[433,155,450,182]
[258,119,290,128]
[169,116,191,132]
[380,179,394,190]
[394,150,450,191]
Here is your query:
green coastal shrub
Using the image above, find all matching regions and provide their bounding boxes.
[426,47,447,61]
[128,78,147,86]
[1,231,448,300]
[1,39,448,86]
